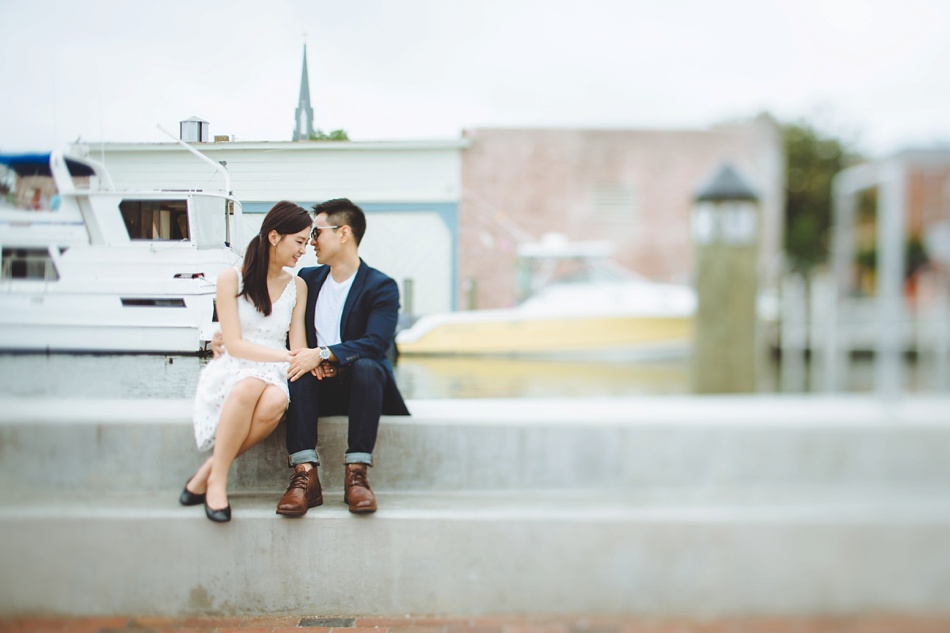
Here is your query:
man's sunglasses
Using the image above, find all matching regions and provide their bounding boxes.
[310,225,340,240]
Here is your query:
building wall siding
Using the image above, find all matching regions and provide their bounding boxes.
[79,141,465,205]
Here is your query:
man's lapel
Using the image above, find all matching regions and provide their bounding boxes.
[339,260,367,339]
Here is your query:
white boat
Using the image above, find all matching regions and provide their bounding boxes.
[0,150,244,354]
[396,234,696,360]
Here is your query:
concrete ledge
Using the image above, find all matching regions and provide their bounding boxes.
[2,395,949,618]
[1,396,950,493]
[1,491,950,618]
[3,394,949,425]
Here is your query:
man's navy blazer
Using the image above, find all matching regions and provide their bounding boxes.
[298,260,409,416]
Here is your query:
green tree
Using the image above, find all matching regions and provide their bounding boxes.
[782,122,860,274]
[309,129,350,141]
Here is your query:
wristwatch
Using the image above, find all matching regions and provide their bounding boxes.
[319,346,331,361]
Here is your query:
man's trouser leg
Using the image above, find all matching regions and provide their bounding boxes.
[286,372,320,466]
[343,358,386,465]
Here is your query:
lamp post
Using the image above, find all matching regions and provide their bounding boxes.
[691,163,761,393]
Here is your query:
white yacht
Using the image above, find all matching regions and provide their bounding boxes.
[0,150,243,353]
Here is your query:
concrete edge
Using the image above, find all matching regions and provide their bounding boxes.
[1,395,949,427]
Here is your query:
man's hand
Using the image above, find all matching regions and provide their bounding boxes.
[312,361,339,380]
[211,331,225,359]
[288,347,323,382]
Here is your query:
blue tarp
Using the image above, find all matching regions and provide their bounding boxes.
[0,153,96,178]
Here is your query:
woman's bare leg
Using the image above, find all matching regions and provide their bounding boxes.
[186,456,213,495]
[205,378,266,510]
[237,385,288,453]
[187,385,287,496]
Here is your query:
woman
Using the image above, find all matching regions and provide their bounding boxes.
[181,201,312,522]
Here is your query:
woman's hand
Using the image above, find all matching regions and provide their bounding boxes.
[288,347,321,381]
[211,331,225,358]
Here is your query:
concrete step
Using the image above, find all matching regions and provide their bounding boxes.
[2,395,949,618]
[1,396,950,494]
[2,488,950,618]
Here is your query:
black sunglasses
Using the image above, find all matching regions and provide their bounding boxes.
[310,225,340,240]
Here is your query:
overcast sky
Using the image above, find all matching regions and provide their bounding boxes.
[1,0,948,158]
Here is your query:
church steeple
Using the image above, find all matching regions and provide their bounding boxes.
[293,44,315,141]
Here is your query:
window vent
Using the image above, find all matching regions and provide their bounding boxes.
[592,185,637,223]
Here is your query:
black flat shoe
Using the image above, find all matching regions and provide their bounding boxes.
[205,501,231,523]
[179,480,206,506]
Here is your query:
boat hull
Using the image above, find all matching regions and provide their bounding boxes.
[396,312,693,360]
[0,289,217,354]
[0,322,207,354]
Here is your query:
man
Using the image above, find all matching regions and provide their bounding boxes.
[276,198,409,515]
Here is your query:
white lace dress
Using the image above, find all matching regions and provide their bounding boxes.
[192,270,297,451]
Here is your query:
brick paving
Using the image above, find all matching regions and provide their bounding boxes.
[2,615,950,633]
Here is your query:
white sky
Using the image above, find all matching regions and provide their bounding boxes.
[1,0,948,158]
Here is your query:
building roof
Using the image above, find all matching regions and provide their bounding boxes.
[694,163,759,201]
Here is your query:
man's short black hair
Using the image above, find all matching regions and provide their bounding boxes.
[312,198,366,245]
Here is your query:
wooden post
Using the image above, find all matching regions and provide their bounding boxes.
[691,164,761,393]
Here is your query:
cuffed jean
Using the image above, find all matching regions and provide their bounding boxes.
[285,358,386,467]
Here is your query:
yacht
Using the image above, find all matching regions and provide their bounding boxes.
[0,150,243,353]
[395,234,696,360]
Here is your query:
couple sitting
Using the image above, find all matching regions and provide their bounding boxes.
[180,198,409,523]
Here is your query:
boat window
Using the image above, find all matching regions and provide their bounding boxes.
[190,196,229,249]
[119,199,190,241]
[1,248,59,281]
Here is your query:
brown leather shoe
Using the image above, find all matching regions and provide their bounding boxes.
[344,463,377,513]
[276,464,323,517]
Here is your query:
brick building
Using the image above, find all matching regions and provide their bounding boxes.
[458,114,784,310]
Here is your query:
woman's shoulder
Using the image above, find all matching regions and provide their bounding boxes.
[293,275,308,300]
[217,267,240,287]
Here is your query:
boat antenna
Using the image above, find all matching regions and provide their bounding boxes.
[156,124,231,195]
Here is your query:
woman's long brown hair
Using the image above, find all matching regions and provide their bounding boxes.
[240,201,311,316]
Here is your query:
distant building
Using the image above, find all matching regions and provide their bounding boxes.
[70,114,784,320]
[458,114,785,309]
[293,45,315,141]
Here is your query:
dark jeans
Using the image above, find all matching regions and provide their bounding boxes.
[285,358,386,466]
